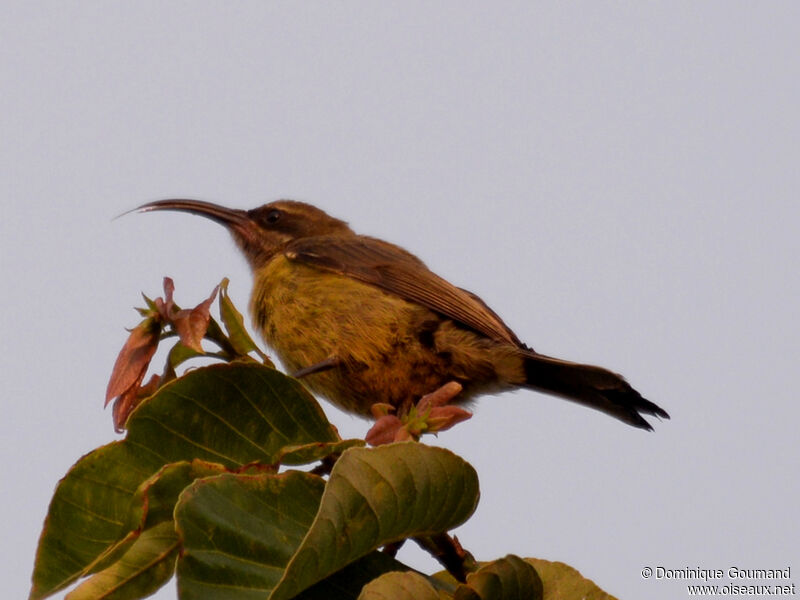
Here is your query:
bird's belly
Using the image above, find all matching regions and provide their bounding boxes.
[250,256,520,415]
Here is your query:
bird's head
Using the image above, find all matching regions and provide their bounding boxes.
[136,199,353,270]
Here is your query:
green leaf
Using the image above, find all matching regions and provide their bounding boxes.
[295,553,416,600]
[82,460,230,581]
[358,571,441,600]
[437,558,617,600]
[65,522,180,600]
[175,470,412,599]
[278,439,365,466]
[175,471,325,599]
[454,555,542,600]
[175,470,412,600]
[164,343,203,381]
[30,442,164,600]
[524,559,618,600]
[125,363,339,468]
[139,292,157,314]
[31,363,338,600]
[218,278,270,362]
[271,442,480,600]
[173,443,478,600]
[127,460,231,532]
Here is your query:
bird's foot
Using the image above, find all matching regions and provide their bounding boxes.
[365,381,472,446]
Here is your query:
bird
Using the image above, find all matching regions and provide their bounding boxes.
[136,198,669,431]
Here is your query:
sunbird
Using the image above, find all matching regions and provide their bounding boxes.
[138,199,669,431]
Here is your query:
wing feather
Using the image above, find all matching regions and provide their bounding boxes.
[284,235,522,345]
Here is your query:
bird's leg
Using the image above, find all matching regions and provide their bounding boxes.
[292,355,340,378]
[365,381,472,445]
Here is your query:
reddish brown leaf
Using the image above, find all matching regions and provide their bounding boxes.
[105,279,226,431]
[426,405,473,433]
[110,374,161,432]
[171,285,218,352]
[162,277,175,298]
[417,381,463,412]
[393,427,413,442]
[153,277,175,322]
[105,320,161,405]
[365,414,404,446]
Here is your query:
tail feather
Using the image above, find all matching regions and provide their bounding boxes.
[523,353,669,430]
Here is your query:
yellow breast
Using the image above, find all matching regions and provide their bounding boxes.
[249,254,523,415]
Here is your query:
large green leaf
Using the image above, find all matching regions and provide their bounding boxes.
[175,471,326,599]
[126,460,233,533]
[174,443,479,600]
[175,468,412,600]
[525,559,618,600]
[31,363,338,600]
[78,460,231,582]
[65,521,180,600]
[271,442,480,600]
[30,442,164,600]
[124,362,338,467]
[277,439,364,466]
[437,558,617,600]
[454,555,542,600]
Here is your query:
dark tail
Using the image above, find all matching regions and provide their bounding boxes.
[523,353,669,430]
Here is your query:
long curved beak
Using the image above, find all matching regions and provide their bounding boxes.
[134,199,260,244]
[136,199,248,227]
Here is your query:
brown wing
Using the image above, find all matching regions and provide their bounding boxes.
[284,235,523,345]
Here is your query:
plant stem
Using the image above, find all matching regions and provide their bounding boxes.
[412,533,473,583]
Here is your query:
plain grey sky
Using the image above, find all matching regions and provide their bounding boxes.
[2,3,798,599]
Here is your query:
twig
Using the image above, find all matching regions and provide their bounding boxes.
[381,539,406,557]
[310,454,339,477]
[412,533,473,583]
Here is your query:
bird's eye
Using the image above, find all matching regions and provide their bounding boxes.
[266,209,282,223]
